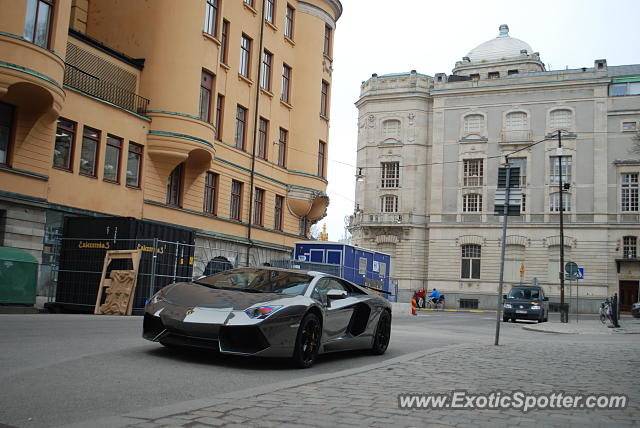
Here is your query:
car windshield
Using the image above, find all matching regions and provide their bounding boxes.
[195,268,312,295]
[507,288,541,300]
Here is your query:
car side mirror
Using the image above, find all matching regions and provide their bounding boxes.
[327,289,347,300]
[503,294,507,300]
[543,297,549,301]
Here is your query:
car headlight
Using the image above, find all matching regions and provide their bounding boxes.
[245,305,283,319]
[530,306,541,310]
[503,303,512,309]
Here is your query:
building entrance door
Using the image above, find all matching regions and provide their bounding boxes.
[619,280,639,312]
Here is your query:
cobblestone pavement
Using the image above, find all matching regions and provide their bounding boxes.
[112,339,640,428]
[523,318,640,335]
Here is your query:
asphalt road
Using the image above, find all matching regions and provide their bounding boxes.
[0,311,625,427]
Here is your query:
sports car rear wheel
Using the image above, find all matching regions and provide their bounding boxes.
[371,310,391,355]
[292,313,321,369]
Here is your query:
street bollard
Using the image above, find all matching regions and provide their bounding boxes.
[559,303,569,323]
[612,293,620,328]
[411,296,417,316]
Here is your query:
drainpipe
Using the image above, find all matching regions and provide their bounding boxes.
[246,0,266,267]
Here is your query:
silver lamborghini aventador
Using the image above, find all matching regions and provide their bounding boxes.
[143,267,392,368]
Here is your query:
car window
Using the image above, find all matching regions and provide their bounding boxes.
[196,268,312,294]
[311,278,347,305]
[507,288,541,300]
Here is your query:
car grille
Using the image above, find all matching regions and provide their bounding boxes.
[219,325,270,354]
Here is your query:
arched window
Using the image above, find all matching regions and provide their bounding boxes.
[166,163,184,206]
[461,244,481,279]
[462,193,482,212]
[547,245,571,283]
[380,195,398,213]
[463,114,485,139]
[549,109,572,132]
[382,119,400,140]
[505,111,528,131]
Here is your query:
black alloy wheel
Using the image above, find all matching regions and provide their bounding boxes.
[292,313,321,368]
[371,310,391,355]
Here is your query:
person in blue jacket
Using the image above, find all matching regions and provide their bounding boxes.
[428,288,440,305]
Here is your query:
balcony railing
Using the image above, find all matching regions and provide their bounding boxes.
[63,63,150,116]
[350,212,417,227]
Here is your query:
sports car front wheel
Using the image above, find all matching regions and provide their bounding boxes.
[292,313,321,369]
[371,310,391,355]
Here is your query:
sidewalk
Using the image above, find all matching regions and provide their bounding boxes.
[522,317,640,334]
[84,340,640,428]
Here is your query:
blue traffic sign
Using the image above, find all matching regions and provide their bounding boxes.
[576,267,584,280]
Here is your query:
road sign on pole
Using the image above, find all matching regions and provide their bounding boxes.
[576,267,584,280]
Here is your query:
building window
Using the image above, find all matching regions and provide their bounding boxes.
[0,102,14,165]
[261,50,272,91]
[239,34,252,78]
[80,126,100,177]
[381,162,399,188]
[609,82,640,97]
[463,159,483,186]
[199,70,214,122]
[320,80,329,117]
[318,140,326,177]
[24,0,53,48]
[461,244,481,279]
[53,118,75,171]
[281,64,291,104]
[549,192,571,212]
[284,4,294,39]
[215,94,224,140]
[230,180,243,221]
[166,163,183,206]
[504,245,525,281]
[488,71,499,79]
[623,236,637,259]
[235,105,247,150]
[463,193,482,212]
[243,0,254,7]
[258,117,268,160]
[126,142,143,188]
[621,173,639,212]
[204,172,218,215]
[265,0,275,24]
[204,0,218,37]
[463,114,484,138]
[623,121,638,132]
[323,24,332,56]
[509,157,527,187]
[470,73,480,81]
[383,119,400,140]
[505,111,528,131]
[274,194,284,231]
[381,195,398,213]
[220,19,229,64]
[278,128,287,168]
[549,109,572,132]
[253,188,265,225]
[507,69,519,75]
[104,135,122,183]
[550,156,572,185]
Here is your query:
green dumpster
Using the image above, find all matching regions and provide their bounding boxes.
[0,246,38,305]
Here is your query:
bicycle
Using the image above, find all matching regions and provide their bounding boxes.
[425,295,445,310]
[599,298,612,325]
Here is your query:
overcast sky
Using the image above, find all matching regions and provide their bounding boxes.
[321,0,640,241]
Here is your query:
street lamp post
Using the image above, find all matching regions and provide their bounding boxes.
[557,131,567,323]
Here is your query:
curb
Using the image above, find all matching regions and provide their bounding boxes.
[65,343,473,428]
[418,308,497,314]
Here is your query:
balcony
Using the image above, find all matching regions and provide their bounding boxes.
[349,212,417,228]
[63,63,149,116]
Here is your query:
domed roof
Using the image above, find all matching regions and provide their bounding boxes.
[467,25,533,62]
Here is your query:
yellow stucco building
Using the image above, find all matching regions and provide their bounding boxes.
[0,0,341,300]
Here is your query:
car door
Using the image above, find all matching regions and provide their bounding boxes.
[311,278,355,342]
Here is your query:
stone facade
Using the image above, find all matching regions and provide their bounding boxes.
[350,25,640,312]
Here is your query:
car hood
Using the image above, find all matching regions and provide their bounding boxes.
[163,282,294,311]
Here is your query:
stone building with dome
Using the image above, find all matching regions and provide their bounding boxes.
[349,25,640,312]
